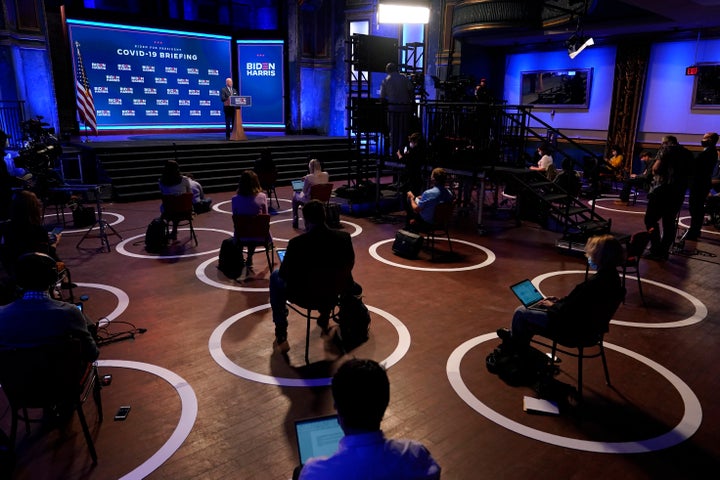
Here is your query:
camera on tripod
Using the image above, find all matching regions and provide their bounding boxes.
[15,116,63,198]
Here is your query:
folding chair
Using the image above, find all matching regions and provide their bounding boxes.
[0,338,103,465]
[531,287,625,399]
[161,193,198,245]
[232,214,274,271]
[418,201,454,260]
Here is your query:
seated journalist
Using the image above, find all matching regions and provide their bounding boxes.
[0,252,99,363]
[295,358,441,480]
[269,200,354,353]
[405,167,454,231]
[497,234,624,349]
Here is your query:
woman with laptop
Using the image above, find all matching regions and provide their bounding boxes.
[292,158,328,229]
[497,234,624,349]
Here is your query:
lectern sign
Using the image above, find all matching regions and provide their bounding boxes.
[230,96,252,107]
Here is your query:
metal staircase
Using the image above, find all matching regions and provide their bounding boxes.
[501,168,611,250]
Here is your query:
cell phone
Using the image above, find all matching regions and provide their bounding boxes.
[51,226,63,235]
[114,406,131,421]
[277,249,286,263]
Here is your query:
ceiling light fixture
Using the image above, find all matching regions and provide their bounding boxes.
[378,2,430,24]
[566,16,593,59]
[567,34,594,59]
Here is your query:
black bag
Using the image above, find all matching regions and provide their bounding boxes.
[217,237,243,279]
[72,206,96,228]
[336,285,371,351]
[392,229,422,259]
[486,342,550,387]
[325,203,341,228]
[144,218,168,253]
[193,198,212,214]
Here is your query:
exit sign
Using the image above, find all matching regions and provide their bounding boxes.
[686,65,699,76]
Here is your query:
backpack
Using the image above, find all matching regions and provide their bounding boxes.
[392,229,422,259]
[217,237,244,279]
[336,289,371,351]
[325,203,341,228]
[486,342,551,387]
[144,218,168,253]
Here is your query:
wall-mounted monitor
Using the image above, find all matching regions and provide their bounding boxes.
[67,19,231,131]
[692,64,720,109]
[520,68,593,108]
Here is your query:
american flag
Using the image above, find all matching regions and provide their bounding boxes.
[74,41,97,132]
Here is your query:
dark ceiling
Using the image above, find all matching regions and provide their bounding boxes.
[458,0,720,47]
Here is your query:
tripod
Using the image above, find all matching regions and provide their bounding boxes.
[76,184,122,252]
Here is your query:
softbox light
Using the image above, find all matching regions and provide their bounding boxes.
[378,2,430,24]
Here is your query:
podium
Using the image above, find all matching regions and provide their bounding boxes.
[229,96,252,141]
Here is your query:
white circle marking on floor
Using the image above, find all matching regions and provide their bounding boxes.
[209,304,410,387]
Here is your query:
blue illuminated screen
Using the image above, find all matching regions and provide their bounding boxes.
[67,19,231,131]
[236,40,285,128]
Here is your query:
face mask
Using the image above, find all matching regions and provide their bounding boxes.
[587,256,598,270]
[409,142,415,148]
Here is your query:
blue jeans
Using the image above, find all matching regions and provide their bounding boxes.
[511,306,550,346]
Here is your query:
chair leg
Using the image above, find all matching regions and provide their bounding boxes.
[189,222,198,246]
[636,270,646,306]
[576,347,584,399]
[93,369,103,422]
[267,243,274,271]
[305,311,311,365]
[599,343,611,386]
[76,404,98,465]
[445,229,453,253]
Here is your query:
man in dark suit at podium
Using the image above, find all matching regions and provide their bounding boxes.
[220,77,237,140]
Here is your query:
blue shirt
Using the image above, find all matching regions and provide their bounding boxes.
[299,430,441,480]
[416,186,453,224]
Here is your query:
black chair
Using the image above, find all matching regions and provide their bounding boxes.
[256,170,280,210]
[531,287,625,399]
[161,193,198,245]
[416,201,454,261]
[0,338,103,464]
[286,268,349,364]
[232,214,274,271]
[620,231,651,306]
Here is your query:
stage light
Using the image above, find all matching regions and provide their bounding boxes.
[378,2,430,24]
[567,35,594,59]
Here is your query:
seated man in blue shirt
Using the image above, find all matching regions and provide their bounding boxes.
[405,167,454,231]
[297,358,441,479]
[0,252,99,362]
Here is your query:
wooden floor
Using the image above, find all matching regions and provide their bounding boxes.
[3,184,720,479]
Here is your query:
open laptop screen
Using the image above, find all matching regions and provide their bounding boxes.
[509,279,545,308]
[295,414,343,465]
[291,179,304,192]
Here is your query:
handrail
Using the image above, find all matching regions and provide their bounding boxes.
[522,108,601,165]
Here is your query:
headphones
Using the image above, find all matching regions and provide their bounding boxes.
[15,252,58,290]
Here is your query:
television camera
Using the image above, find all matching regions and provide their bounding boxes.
[15,117,64,198]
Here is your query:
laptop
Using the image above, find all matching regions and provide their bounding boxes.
[510,279,548,310]
[291,179,304,192]
[294,414,343,465]
[276,248,286,264]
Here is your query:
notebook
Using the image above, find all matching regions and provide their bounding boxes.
[291,179,304,192]
[295,414,343,465]
[510,279,548,310]
[276,248,286,263]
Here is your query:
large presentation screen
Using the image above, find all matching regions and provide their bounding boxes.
[67,19,231,131]
[236,40,285,128]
